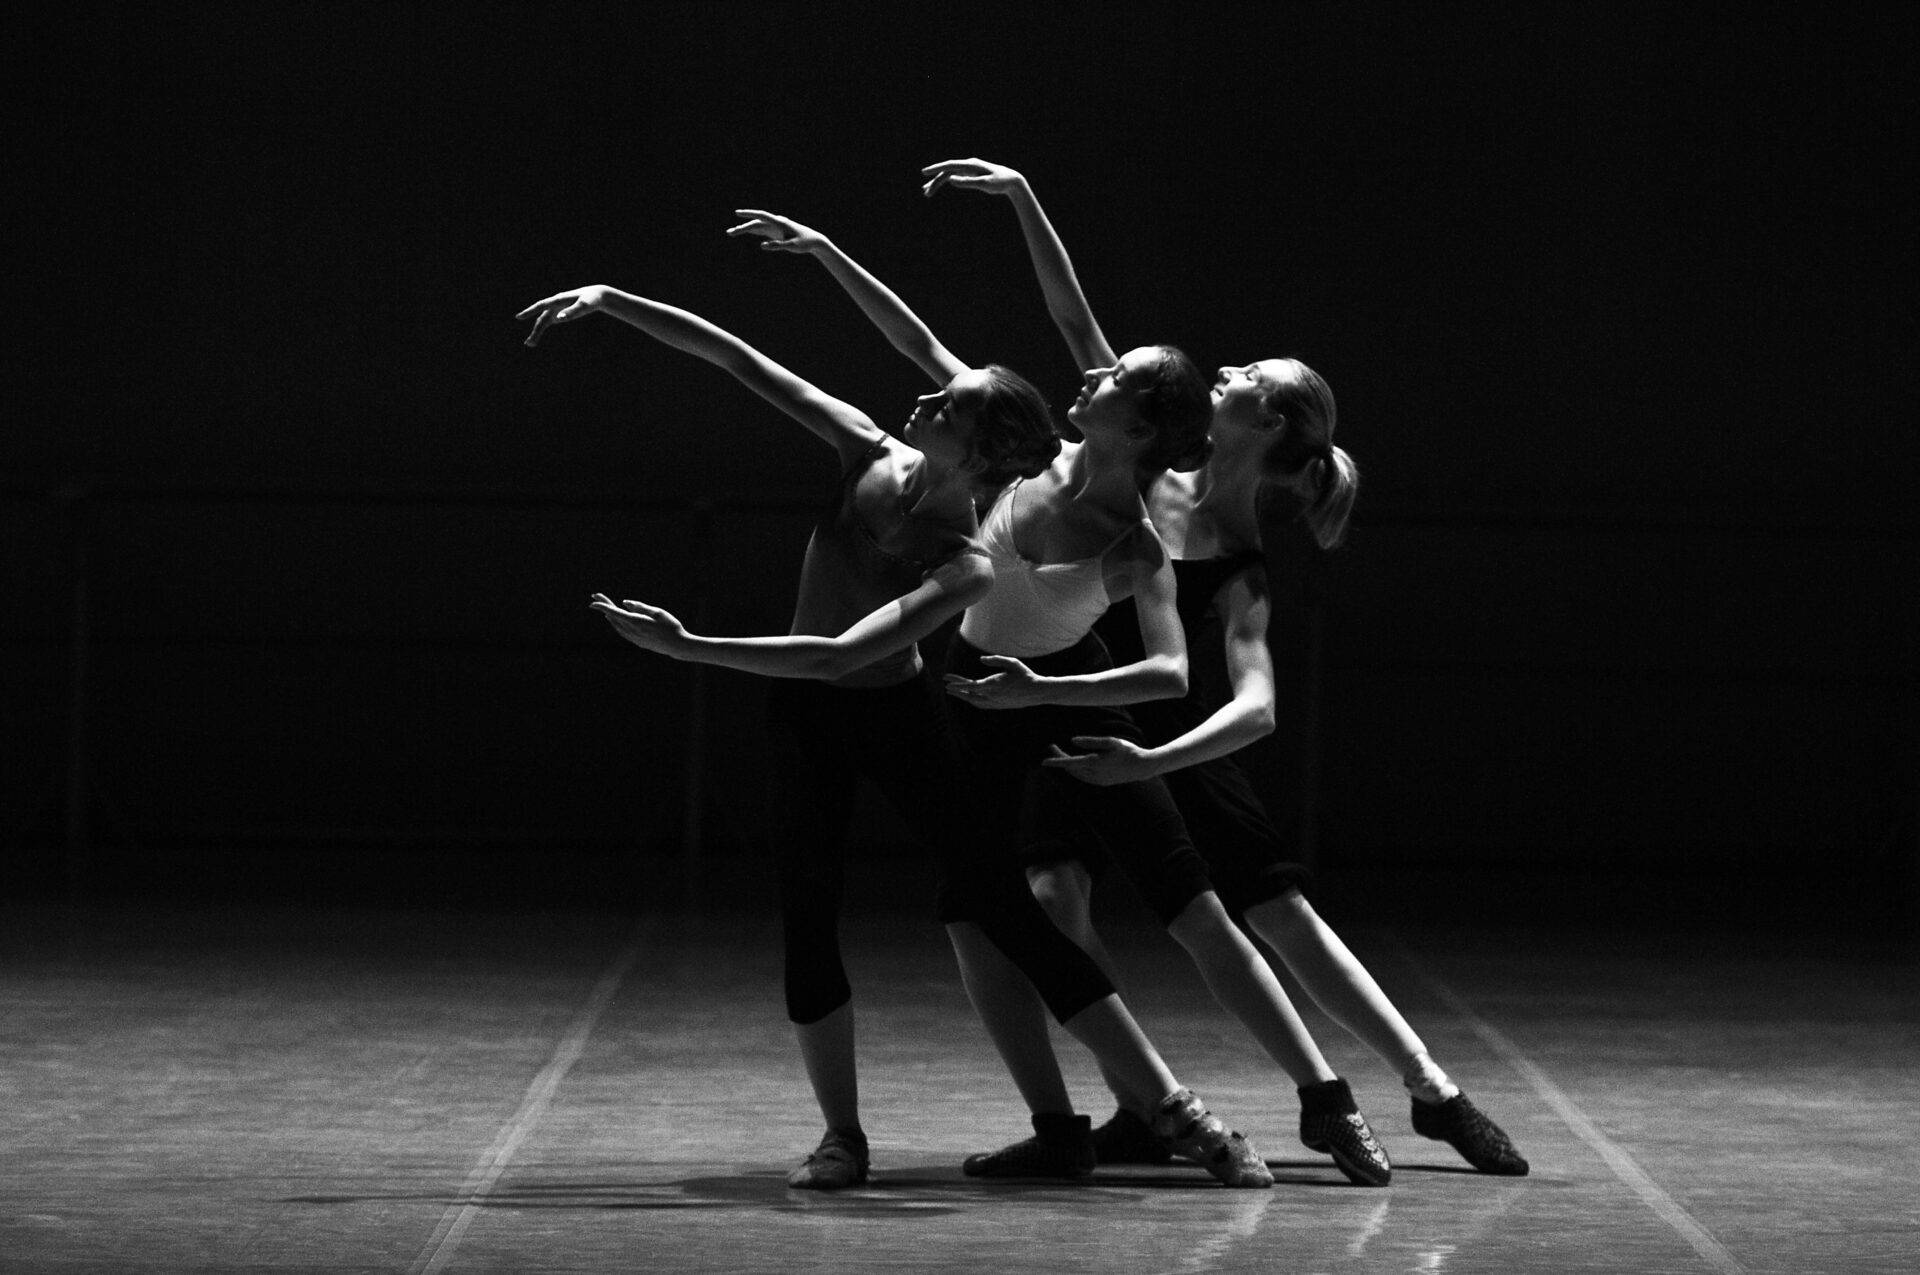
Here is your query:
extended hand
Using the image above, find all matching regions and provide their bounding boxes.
[517,287,610,347]
[920,157,1025,199]
[589,593,692,657]
[942,654,1051,709]
[726,209,831,254]
[1040,736,1157,786]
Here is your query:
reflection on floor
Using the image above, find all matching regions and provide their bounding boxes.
[3,893,1915,1273]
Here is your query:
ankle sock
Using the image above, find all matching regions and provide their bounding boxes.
[1402,1052,1460,1106]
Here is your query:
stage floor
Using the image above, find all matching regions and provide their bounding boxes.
[3,893,1915,1273]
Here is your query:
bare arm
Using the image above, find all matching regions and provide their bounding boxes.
[922,158,1117,371]
[944,525,1187,709]
[728,211,968,386]
[517,284,881,466]
[1043,567,1278,786]
[592,552,991,682]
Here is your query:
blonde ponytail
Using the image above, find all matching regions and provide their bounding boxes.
[1259,359,1358,549]
[1302,445,1359,549]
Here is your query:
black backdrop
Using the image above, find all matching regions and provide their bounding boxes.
[6,4,1913,924]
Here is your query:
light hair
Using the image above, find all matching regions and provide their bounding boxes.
[1260,359,1358,549]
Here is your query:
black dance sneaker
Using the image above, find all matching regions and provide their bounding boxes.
[1411,1093,1529,1175]
[1091,1107,1174,1165]
[1152,1089,1273,1188]
[961,1113,1096,1179]
[786,1130,870,1190]
[1298,1077,1392,1187]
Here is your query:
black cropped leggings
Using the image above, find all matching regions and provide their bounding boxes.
[944,633,1215,925]
[765,673,1114,1027]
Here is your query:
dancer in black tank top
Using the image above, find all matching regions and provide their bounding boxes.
[924,156,1529,1182]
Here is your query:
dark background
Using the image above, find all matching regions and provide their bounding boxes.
[5,3,1913,930]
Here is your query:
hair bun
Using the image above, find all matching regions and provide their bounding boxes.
[1012,432,1062,480]
[1168,436,1214,474]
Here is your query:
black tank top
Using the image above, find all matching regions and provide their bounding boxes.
[788,439,976,686]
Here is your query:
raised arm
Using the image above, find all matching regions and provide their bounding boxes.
[922,158,1118,372]
[590,551,991,681]
[727,211,968,387]
[517,285,881,465]
[1045,567,1277,786]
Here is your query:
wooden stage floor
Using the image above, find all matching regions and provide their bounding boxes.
[3,890,1916,1273]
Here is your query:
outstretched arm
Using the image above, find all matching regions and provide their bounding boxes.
[517,285,881,465]
[944,526,1187,711]
[922,158,1117,372]
[1044,568,1277,786]
[728,211,968,387]
[590,553,991,681]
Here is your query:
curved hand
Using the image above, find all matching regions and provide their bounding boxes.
[589,593,692,657]
[1040,736,1158,786]
[942,654,1053,710]
[921,157,1025,199]
[517,286,611,347]
[727,209,831,255]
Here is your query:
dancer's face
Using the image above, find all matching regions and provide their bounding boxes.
[1066,346,1164,440]
[1210,360,1291,435]
[904,368,989,468]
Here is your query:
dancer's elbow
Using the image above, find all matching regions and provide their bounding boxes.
[1144,656,1187,700]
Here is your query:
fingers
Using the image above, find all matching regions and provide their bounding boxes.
[726,229,802,251]
[519,296,586,347]
[729,209,793,234]
[1069,735,1123,752]
[978,655,1022,671]
[515,291,577,321]
[523,317,549,347]
[920,159,996,197]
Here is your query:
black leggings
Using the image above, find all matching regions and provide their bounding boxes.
[944,633,1215,925]
[765,674,1113,1027]
[1158,750,1315,916]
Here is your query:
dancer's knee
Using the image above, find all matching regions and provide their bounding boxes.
[1245,886,1312,929]
[1167,891,1245,957]
[1027,862,1093,936]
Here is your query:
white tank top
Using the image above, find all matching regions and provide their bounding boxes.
[958,479,1149,658]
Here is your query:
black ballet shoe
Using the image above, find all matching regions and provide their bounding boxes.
[961,1113,1095,1179]
[1090,1107,1174,1165]
[1411,1093,1529,1176]
[1298,1077,1392,1187]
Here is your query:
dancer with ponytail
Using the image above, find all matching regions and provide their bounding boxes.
[525,214,1270,1190]
[923,156,1529,1181]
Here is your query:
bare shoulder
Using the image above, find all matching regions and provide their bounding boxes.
[1108,515,1170,574]
[936,542,994,584]
[1217,563,1272,631]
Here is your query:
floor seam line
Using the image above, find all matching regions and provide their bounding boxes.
[407,916,652,1275]
[1388,934,1748,1275]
